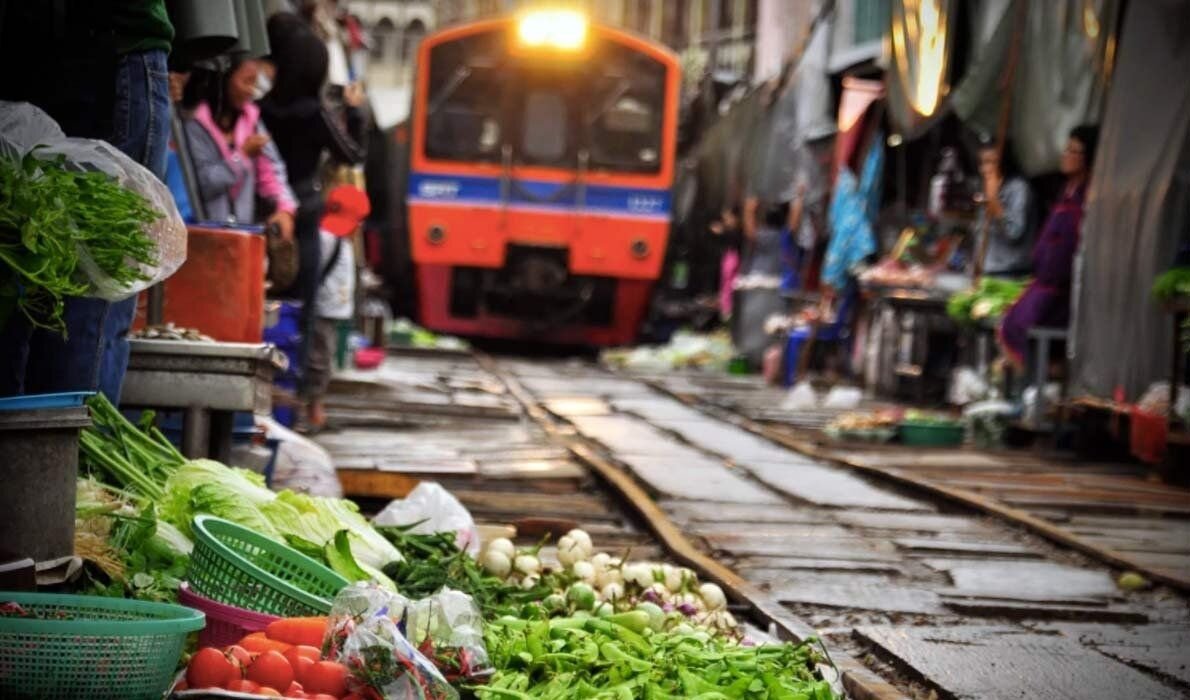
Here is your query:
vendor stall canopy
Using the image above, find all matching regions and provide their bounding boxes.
[891,0,1120,176]
[1070,0,1190,401]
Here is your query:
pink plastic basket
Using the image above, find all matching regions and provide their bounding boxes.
[178,582,279,648]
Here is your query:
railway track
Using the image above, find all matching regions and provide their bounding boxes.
[316,349,1190,700]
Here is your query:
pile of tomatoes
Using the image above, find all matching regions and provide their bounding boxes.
[176,617,370,699]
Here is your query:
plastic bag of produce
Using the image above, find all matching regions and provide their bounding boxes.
[324,583,458,700]
[36,138,186,300]
[0,101,64,152]
[373,482,480,556]
[405,588,492,683]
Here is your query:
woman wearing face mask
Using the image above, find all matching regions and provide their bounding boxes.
[997,125,1099,367]
[976,138,1035,277]
[182,58,297,237]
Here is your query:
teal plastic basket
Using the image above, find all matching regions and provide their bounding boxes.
[188,515,349,617]
[0,591,205,700]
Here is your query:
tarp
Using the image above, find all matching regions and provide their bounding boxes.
[949,0,1119,174]
[1070,0,1190,400]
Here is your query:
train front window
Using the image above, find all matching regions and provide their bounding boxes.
[586,47,665,174]
[425,33,503,163]
[519,90,571,167]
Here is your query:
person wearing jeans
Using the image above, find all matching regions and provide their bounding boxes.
[0,2,172,401]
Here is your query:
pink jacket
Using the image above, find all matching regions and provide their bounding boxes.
[187,101,297,222]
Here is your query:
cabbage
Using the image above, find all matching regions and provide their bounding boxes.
[264,490,404,570]
[161,459,280,539]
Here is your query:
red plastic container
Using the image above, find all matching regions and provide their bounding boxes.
[133,226,266,342]
[178,582,278,648]
[353,346,385,369]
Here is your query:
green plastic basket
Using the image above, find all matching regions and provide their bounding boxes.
[899,420,966,447]
[188,515,349,617]
[0,591,204,700]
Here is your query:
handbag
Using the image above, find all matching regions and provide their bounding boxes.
[266,221,300,291]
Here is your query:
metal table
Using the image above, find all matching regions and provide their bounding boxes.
[121,339,286,461]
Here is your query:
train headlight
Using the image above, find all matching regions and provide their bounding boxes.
[427,225,446,245]
[630,239,649,259]
[516,9,587,51]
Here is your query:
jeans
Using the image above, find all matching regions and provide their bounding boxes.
[0,50,170,400]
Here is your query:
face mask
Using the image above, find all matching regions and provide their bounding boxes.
[254,71,274,100]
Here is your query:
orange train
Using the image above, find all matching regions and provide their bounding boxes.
[406,11,680,345]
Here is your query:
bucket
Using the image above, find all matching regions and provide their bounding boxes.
[0,405,91,563]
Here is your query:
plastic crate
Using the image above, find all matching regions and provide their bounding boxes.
[0,592,204,700]
[188,515,349,617]
[899,420,965,447]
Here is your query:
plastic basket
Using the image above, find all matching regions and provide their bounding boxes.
[188,515,349,617]
[899,421,965,447]
[177,582,279,648]
[0,591,204,700]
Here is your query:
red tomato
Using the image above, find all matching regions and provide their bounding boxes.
[247,650,295,692]
[187,647,237,689]
[302,661,348,697]
[284,680,305,694]
[284,692,309,699]
[286,645,322,663]
[284,646,318,684]
[225,679,261,693]
[307,695,338,700]
[225,644,253,673]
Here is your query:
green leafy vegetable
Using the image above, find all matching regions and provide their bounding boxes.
[947,277,1026,325]
[1152,267,1190,302]
[0,149,158,333]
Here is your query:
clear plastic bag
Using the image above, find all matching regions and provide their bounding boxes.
[36,138,187,300]
[373,483,481,556]
[324,583,458,700]
[0,101,65,152]
[405,589,493,683]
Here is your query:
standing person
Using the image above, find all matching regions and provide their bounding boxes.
[258,18,367,395]
[711,206,743,319]
[182,59,297,233]
[305,185,370,432]
[998,125,1099,367]
[0,0,173,401]
[976,138,1035,277]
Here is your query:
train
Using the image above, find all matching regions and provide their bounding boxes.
[401,10,681,346]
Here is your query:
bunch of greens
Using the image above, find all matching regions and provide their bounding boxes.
[79,394,403,590]
[0,149,157,333]
[475,614,836,700]
[75,478,192,603]
[1152,267,1190,302]
[946,277,1026,325]
[81,393,185,499]
[378,528,557,619]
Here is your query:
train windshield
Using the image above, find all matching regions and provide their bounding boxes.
[424,29,666,175]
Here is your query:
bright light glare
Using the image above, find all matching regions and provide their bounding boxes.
[517,9,588,51]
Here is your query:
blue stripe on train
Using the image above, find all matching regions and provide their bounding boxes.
[408,172,671,216]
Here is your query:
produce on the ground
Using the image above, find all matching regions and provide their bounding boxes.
[477,611,834,699]
[77,394,401,597]
[946,277,1026,325]
[75,478,191,602]
[180,624,358,699]
[470,529,743,639]
[0,149,158,332]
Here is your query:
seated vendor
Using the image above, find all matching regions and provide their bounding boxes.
[998,125,1099,367]
[977,138,1035,277]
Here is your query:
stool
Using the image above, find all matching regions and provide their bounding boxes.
[1026,326,1069,428]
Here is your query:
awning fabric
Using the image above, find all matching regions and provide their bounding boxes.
[1070,0,1190,400]
[949,0,1119,174]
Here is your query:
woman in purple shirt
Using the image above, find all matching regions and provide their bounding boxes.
[998,125,1099,366]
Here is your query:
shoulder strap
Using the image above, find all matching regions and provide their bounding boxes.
[319,238,344,286]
